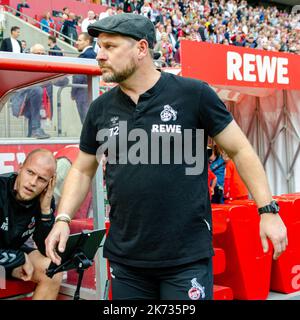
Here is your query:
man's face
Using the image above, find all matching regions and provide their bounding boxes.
[14,154,54,201]
[32,47,46,55]
[12,29,20,39]
[76,34,90,52]
[88,11,95,19]
[96,33,138,83]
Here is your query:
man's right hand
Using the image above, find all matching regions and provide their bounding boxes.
[11,253,34,281]
[45,221,70,265]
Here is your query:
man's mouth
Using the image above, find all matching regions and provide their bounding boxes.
[24,186,34,194]
[100,65,110,70]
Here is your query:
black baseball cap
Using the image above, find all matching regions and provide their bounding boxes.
[87,13,156,49]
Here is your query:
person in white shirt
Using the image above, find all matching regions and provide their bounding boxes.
[99,7,114,20]
[0,26,22,53]
[81,10,96,33]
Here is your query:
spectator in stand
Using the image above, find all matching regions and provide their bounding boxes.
[232,32,245,47]
[149,2,161,24]
[198,19,209,42]
[155,32,173,65]
[141,1,153,19]
[68,12,79,43]
[16,0,29,17]
[222,151,248,201]
[123,1,135,13]
[166,24,177,52]
[0,26,22,53]
[60,12,78,45]
[60,13,70,43]
[155,22,165,43]
[209,145,225,204]
[156,7,170,26]
[172,9,186,31]
[81,11,96,33]
[48,35,63,56]
[99,7,115,20]
[244,33,257,48]
[62,7,70,17]
[21,40,30,53]
[116,6,124,15]
[71,33,96,124]
[208,167,217,201]
[40,12,55,34]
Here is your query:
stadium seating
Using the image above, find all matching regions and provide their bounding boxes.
[212,203,272,299]
[211,206,233,300]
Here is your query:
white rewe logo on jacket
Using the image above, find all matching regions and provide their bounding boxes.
[152,105,181,133]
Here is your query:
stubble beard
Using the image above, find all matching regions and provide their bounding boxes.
[101,58,137,84]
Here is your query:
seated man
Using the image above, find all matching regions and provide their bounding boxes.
[0,149,62,300]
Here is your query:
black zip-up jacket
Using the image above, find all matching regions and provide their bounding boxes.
[0,173,55,275]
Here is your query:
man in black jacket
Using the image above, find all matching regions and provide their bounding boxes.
[0,26,22,53]
[0,149,62,300]
[71,32,96,124]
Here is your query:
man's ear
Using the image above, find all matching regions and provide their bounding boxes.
[137,39,149,59]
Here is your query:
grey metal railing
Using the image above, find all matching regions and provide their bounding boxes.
[46,48,78,56]
[57,83,88,136]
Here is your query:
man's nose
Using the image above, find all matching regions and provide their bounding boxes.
[96,49,108,61]
[29,175,38,187]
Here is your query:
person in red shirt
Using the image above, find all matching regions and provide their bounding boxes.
[223,151,248,201]
[208,168,217,200]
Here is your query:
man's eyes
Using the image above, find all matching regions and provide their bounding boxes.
[99,44,116,49]
[27,170,47,183]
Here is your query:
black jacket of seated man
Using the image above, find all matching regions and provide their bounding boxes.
[0,172,55,277]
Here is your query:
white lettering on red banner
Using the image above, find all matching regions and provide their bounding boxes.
[227,51,289,85]
[0,153,26,174]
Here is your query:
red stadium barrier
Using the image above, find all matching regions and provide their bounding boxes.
[212,207,228,235]
[0,279,36,299]
[270,197,300,293]
[213,285,234,300]
[212,204,272,300]
[213,248,226,275]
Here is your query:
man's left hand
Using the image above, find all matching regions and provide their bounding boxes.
[260,214,288,260]
[40,175,56,213]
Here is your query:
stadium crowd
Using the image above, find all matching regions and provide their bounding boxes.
[7,1,300,67]
[119,0,300,66]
